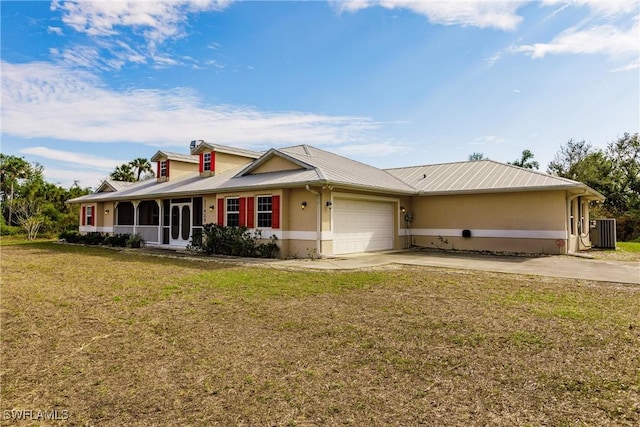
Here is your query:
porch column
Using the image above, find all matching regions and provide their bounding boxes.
[132,200,140,235]
[156,199,162,244]
[114,202,120,226]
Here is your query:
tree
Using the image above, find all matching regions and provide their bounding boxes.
[14,199,44,240]
[129,157,154,181]
[468,152,486,161]
[0,154,31,225]
[604,132,640,214]
[547,133,640,240]
[547,139,594,179]
[110,163,136,182]
[509,149,539,170]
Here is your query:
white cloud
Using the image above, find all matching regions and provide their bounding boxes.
[49,0,233,69]
[19,147,127,171]
[542,0,639,16]
[513,18,639,59]
[43,168,109,189]
[470,135,506,145]
[1,61,381,148]
[52,0,231,44]
[333,0,527,31]
[47,26,64,35]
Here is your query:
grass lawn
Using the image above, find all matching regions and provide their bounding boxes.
[1,242,639,426]
[590,241,640,262]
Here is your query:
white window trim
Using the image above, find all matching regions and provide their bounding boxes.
[203,152,211,171]
[226,197,239,226]
[160,160,167,177]
[256,195,273,229]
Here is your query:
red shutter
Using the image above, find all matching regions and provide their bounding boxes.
[156,161,160,177]
[239,197,246,227]
[166,160,170,178]
[199,153,204,173]
[210,151,216,172]
[247,197,255,228]
[81,206,86,226]
[217,198,224,225]
[272,195,280,229]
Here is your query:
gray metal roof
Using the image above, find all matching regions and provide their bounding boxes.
[240,145,416,193]
[67,148,604,204]
[150,151,199,163]
[385,159,604,198]
[191,142,263,158]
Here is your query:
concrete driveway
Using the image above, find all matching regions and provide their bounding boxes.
[274,250,640,285]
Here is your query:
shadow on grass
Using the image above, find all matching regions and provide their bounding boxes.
[1,240,237,271]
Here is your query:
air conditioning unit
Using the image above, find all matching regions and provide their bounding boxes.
[590,219,617,249]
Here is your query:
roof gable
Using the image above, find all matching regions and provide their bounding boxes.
[236,148,315,177]
[190,141,262,159]
[95,180,135,193]
[150,151,199,163]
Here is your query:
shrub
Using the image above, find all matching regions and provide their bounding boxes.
[104,234,130,247]
[59,230,81,243]
[616,210,640,242]
[84,232,106,245]
[189,224,280,258]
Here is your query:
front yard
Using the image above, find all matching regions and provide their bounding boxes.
[1,242,639,426]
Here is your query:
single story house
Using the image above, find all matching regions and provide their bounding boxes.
[67,141,604,257]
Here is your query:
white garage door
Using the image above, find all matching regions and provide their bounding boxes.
[333,198,394,255]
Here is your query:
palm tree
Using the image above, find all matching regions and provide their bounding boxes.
[129,157,154,181]
[110,163,136,182]
[509,149,539,170]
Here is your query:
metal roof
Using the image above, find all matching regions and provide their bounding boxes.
[68,148,604,204]
[240,145,416,193]
[191,142,263,158]
[385,159,604,199]
[150,151,199,163]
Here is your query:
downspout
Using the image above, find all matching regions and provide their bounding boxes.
[566,190,587,255]
[305,185,321,254]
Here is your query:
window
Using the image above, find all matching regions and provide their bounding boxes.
[160,160,168,177]
[203,153,211,172]
[226,198,239,226]
[138,201,159,225]
[257,196,272,228]
[86,206,94,226]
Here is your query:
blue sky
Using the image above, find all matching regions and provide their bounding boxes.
[2,0,638,188]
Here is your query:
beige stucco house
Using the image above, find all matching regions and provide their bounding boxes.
[68,141,604,257]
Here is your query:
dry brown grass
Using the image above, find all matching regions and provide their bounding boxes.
[2,242,639,426]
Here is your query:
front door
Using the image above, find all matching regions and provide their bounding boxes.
[170,203,191,246]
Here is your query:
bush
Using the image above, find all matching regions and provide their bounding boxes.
[616,210,640,242]
[84,232,106,245]
[104,234,130,247]
[59,231,131,247]
[59,230,82,243]
[189,224,280,258]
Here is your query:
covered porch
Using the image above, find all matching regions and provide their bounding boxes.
[112,197,204,246]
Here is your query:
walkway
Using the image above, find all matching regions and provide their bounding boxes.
[273,250,640,285]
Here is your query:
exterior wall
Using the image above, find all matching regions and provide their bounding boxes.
[215,152,255,174]
[251,157,304,174]
[409,190,568,254]
[79,202,114,234]
[567,196,593,253]
[168,160,198,180]
[97,201,115,230]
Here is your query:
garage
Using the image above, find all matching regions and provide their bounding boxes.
[332,198,395,254]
